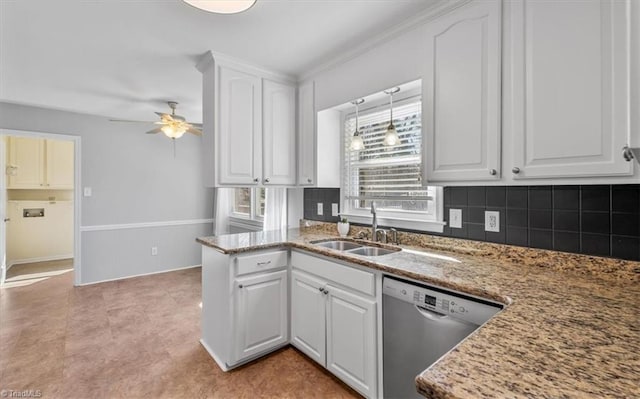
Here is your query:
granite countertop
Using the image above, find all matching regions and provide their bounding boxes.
[197,228,640,399]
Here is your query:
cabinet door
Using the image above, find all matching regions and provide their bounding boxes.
[233,269,288,363]
[290,270,326,366]
[423,0,502,182]
[508,0,632,179]
[218,64,262,185]
[7,137,45,189]
[46,140,74,189]
[262,79,296,185]
[297,81,316,186]
[325,284,377,398]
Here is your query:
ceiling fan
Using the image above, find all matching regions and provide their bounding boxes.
[110,101,202,139]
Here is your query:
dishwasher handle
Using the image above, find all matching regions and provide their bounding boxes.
[415,305,449,321]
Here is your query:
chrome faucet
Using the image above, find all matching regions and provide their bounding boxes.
[371,202,378,241]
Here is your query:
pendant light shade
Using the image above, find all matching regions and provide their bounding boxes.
[350,99,365,151]
[183,0,256,14]
[383,87,401,146]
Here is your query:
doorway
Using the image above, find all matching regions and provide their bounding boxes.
[0,129,81,287]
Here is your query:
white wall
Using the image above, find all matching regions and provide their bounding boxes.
[0,102,214,284]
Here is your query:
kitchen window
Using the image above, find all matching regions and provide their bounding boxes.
[230,187,265,231]
[342,93,444,232]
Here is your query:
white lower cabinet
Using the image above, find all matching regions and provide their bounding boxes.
[290,252,378,399]
[291,270,327,365]
[233,269,288,363]
[201,248,289,370]
[325,284,377,398]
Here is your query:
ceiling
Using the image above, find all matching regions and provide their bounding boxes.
[0,0,439,122]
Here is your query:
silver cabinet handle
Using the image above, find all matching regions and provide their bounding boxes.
[253,178,259,183]
[489,169,497,176]
[307,178,312,183]
[512,167,520,174]
[264,178,270,183]
[238,284,244,289]
[322,288,329,295]
[256,260,271,266]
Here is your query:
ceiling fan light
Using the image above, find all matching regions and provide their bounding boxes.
[161,124,187,139]
[182,0,256,14]
[350,132,365,151]
[383,124,400,146]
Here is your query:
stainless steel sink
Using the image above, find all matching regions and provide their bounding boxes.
[313,240,363,251]
[346,246,400,257]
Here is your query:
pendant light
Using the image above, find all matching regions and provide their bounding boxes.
[350,99,365,151]
[383,87,401,146]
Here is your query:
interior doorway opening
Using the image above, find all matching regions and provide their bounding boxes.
[0,129,81,287]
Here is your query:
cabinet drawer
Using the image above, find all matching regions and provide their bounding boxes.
[291,251,375,296]
[235,250,288,276]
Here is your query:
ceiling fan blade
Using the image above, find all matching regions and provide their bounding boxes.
[187,127,202,136]
[146,127,163,134]
[190,122,203,128]
[110,118,155,123]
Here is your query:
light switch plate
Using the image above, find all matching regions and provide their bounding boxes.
[317,203,323,216]
[83,187,92,197]
[449,209,462,229]
[485,211,500,232]
[331,203,339,217]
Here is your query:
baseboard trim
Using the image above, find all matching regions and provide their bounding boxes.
[7,254,74,271]
[80,218,214,232]
[200,339,230,372]
[76,264,201,286]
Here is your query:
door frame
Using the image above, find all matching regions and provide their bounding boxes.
[0,128,82,286]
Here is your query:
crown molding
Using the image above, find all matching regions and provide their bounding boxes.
[297,0,473,82]
[195,50,297,84]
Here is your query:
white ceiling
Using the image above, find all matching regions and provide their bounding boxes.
[0,0,439,122]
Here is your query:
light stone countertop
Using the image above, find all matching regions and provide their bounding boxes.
[197,227,640,399]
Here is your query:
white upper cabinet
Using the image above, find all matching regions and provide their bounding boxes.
[423,0,502,182]
[506,0,633,179]
[218,65,262,185]
[7,137,73,189]
[197,52,297,187]
[297,81,316,186]
[263,79,296,185]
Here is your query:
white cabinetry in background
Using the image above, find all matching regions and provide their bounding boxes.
[201,248,289,370]
[7,137,73,189]
[506,0,633,179]
[290,251,378,398]
[423,0,502,182]
[297,81,341,187]
[197,52,297,187]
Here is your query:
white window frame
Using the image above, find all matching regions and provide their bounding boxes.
[340,88,444,233]
[229,187,264,231]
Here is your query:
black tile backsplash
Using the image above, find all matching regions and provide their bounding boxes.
[443,184,640,261]
[303,188,341,223]
[305,185,640,261]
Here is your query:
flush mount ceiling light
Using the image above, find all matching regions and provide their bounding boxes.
[350,98,365,151]
[182,0,257,14]
[383,87,401,146]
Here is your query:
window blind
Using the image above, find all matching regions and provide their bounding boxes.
[343,97,432,212]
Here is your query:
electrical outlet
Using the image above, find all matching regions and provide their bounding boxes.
[83,187,92,197]
[485,211,500,232]
[151,247,158,256]
[331,203,339,217]
[449,209,462,228]
[317,203,323,216]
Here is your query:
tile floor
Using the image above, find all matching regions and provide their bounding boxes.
[0,267,360,398]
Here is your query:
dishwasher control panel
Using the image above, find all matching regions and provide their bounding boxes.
[383,277,502,325]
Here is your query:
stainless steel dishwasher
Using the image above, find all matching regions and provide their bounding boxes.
[383,276,503,398]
